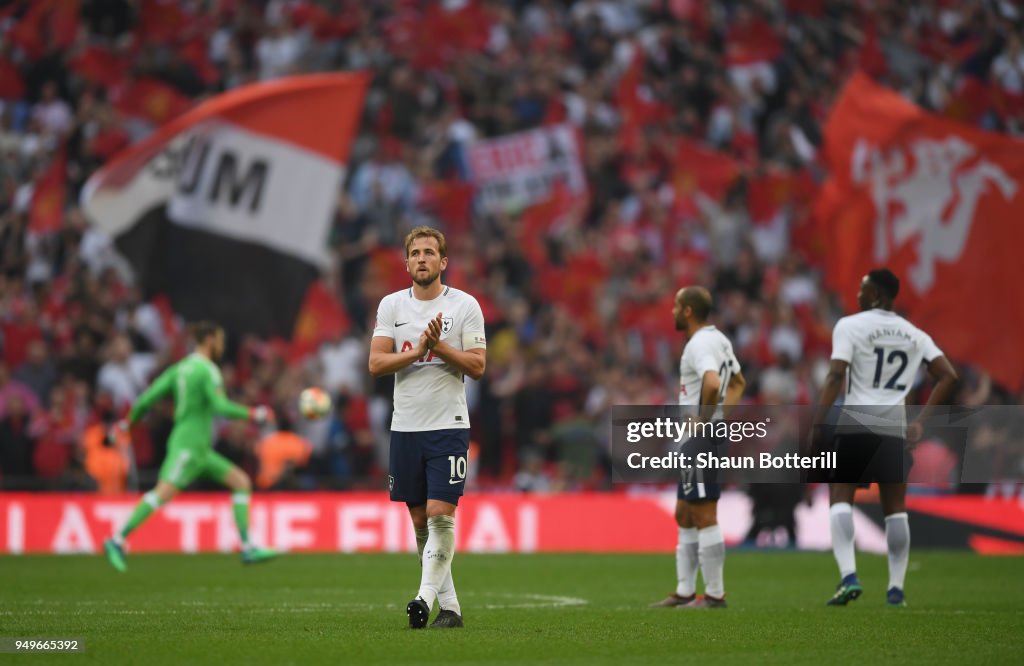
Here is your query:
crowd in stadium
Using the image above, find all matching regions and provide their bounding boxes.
[0,0,1021,494]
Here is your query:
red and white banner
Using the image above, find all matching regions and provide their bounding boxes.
[81,73,368,338]
[815,72,1024,391]
[0,491,867,555]
[2,491,1020,555]
[467,124,586,213]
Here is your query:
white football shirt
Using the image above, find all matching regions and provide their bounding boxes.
[831,309,943,406]
[679,326,741,420]
[373,286,486,432]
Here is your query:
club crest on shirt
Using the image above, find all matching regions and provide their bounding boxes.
[442,317,454,334]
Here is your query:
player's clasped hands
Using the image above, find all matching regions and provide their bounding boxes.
[421,313,443,351]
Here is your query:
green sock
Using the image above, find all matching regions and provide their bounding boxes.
[232,492,251,547]
[119,491,162,540]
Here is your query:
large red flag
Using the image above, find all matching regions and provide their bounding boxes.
[815,72,1024,391]
[81,73,369,338]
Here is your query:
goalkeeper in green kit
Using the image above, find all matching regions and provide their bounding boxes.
[103,322,278,571]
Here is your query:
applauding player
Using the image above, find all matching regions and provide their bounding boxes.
[369,226,486,629]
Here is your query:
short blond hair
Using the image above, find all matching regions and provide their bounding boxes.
[404,226,447,257]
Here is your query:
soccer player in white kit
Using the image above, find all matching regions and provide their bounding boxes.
[368,226,487,628]
[810,269,958,607]
[650,286,746,609]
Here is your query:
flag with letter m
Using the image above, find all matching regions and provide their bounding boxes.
[82,73,368,338]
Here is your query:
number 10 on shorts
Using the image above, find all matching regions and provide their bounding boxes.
[448,455,467,482]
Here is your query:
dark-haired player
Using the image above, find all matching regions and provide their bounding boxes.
[811,269,958,607]
[103,322,278,571]
[650,286,745,609]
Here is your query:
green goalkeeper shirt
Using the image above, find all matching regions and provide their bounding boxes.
[129,353,249,451]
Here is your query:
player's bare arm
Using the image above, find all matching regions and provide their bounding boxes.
[424,312,486,380]
[906,355,959,442]
[722,371,746,416]
[809,359,849,453]
[368,334,432,377]
[427,344,486,381]
[698,370,721,422]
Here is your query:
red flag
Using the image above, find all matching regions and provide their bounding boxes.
[69,47,129,89]
[81,73,370,338]
[30,152,67,233]
[615,47,671,145]
[114,77,192,125]
[418,179,474,234]
[290,1,359,40]
[7,0,49,59]
[815,72,1024,390]
[944,76,993,125]
[179,37,220,86]
[291,281,350,360]
[724,14,782,66]
[518,181,586,268]
[747,167,817,225]
[672,139,741,203]
[395,1,492,71]
[49,0,80,49]
[137,0,188,45]
[0,58,25,99]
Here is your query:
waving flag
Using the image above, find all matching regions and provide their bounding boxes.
[82,73,369,337]
[815,72,1024,390]
[30,151,67,233]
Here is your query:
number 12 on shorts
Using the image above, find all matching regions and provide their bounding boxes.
[448,455,467,483]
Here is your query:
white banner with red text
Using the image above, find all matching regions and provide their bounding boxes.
[0,492,1020,555]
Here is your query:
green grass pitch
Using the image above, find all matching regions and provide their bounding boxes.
[1,552,1022,665]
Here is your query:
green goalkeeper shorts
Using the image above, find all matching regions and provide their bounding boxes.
[159,448,235,489]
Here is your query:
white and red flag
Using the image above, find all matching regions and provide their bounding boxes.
[815,72,1024,390]
[82,73,368,337]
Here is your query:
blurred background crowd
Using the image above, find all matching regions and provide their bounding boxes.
[0,0,1022,498]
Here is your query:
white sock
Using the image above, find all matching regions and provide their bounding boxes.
[437,569,461,615]
[416,526,461,616]
[830,503,857,578]
[675,527,699,597]
[697,525,726,598]
[885,512,910,590]
[416,515,455,610]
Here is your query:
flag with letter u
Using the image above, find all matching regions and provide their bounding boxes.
[815,72,1024,391]
[82,73,368,337]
